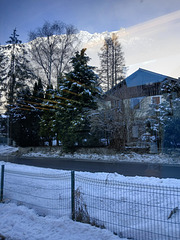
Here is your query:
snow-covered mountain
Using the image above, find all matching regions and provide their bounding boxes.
[1,10,180,88]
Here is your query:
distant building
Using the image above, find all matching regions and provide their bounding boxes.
[104,68,179,152]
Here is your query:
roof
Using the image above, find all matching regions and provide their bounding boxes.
[125,68,172,87]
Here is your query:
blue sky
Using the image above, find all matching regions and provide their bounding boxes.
[0,0,180,44]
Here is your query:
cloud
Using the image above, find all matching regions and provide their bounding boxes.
[83,10,180,78]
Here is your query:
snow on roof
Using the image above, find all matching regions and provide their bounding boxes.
[125,68,172,87]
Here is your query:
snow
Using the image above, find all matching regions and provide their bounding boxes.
[0,161,179,240]
[0,144,129,240]
[0,145,180,239]
[0,145,18,156]
[0,203,124,240]
[21,149,180,165]
[0,144,179,164]
[62,152,180,164]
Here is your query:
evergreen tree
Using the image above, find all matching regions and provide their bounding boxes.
[56,49,101,150]
[10,86,35,147]
[6,79,44,147]
[160,78,180,149]
[98,33,126,91]
[30,78,44,145]
[0,29,36,105]
[39,85,56,146]
[0,48,8,107]
[146,78,180,151]
[0,29,36,144]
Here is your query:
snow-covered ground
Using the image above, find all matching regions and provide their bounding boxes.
[0,144,179,165]
[0,203,125,240]
[0,145,180,239]
[62,152,180,164]
[0,160,180,240]
[0,145,18,156]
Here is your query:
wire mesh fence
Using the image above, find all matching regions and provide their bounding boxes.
[75,174,180,240]
[3,167,71,217]
[1,164,180,240]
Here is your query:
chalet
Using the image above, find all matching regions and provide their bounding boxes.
[104,68,179,152]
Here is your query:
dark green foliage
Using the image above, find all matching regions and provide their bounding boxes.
[2,29,35,105]
[30,79,44,146]
[1,29,36,145]
[9,80,44,147]
[56,49,101,151]
[10,87,38,147]
[163,119,180,148]
[6,28,22,45]
[39,85,56,146]
[0,115,8,144]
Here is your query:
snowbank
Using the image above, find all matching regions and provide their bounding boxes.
[0,145,18,156]
[0,203,126,240]
[23,150,180,164]
[0,144,179,164]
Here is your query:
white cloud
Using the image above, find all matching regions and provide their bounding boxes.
[83,10,180,78]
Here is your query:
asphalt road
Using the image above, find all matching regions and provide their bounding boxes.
[1,156,180,179]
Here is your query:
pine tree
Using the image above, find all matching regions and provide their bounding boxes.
[30,78,44,145]
[146,78,180,151]
[160,78,180,149]
[0,29,36,144]
[98,33,125,91]
[56,49,101,150]
[10,86,34,146]
[0,29,35,105]
[0,48,8,106]
[39,85,56,146]
[5,29,22,105]
[5,79,44,147]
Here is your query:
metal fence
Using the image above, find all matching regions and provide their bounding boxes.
[1,166,72,217]
[1,165,180,240]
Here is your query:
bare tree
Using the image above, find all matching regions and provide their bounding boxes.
[98,33,126,91]
[90,92,139,150]
[28,21,79,87]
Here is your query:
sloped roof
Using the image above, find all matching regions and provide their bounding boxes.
[125,68,172,87]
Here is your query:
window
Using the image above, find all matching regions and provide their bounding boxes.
[113,99,122,109]
[132,126,139,138]
[105,101,111,108]
[131,98,141,109]
[151,96,161,104]
[115,100,121,108]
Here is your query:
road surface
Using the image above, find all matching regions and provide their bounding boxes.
[1,156,180,179]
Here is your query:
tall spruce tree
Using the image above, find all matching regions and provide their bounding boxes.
[0,47,8,107]
[39,84,56,146]
[98,33,125,91]
[56,49,101,150]
[0,29,36,144]
[10,86,35,146]
[9,80,45,147]
[0,29,36,105]
[30,78,44,145]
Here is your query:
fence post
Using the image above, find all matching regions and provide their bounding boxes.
[0,165,5,202]
[71,170,75,220]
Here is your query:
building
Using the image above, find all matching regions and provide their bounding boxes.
[104,68,179,152]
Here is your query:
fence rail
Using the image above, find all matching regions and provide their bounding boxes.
[0,164,180,240]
